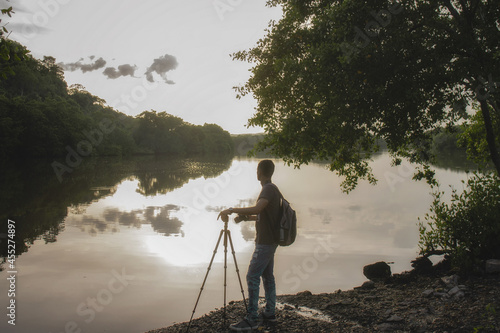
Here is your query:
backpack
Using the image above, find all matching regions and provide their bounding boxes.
[267,183,297,246]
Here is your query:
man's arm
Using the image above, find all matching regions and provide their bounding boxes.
[218,198,269,222]
[234,214,257,223]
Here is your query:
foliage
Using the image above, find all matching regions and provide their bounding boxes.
[233,0,500,191]
[132,111,233,155]
[133,110,185,154]
[418,172,500,271]
[0,4,30,79]
[232,133,267,156]
[458,105,500,169]
[430,127,465,155]
[0,40,233,160]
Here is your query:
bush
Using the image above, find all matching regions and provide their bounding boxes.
[418,172,500,272]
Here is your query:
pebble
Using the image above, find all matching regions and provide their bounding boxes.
[448,286,461,296]
[486,259,500,273]
[387,314,404,322]
[377,323,395,331]
[147,268,499,333]
[441,275,460,288]
[296,290,312,297]
[422,289,434,297]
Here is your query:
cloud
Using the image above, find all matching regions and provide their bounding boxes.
[145,54,178,84]
[103,64,137,79]
[59,56,107,73]
[58,53,178,84]
[5,22,51,34]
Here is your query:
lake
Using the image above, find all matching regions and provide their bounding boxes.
[0,152,473,333]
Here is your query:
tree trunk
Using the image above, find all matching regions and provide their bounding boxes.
[479,99,500,175]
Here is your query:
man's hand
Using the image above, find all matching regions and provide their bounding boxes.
[217,208,232,222]
[218,212,229,222]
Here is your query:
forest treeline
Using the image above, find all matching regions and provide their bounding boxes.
[0,41,233,161]
[0,40,474,164]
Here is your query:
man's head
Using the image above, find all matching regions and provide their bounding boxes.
[257,159,275,181]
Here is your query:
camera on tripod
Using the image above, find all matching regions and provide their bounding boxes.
[186,215,247,332]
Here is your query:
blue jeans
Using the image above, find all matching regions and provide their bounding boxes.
[246,244,278,322]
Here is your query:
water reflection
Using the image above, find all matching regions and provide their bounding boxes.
[0,153,474,333]
[72,204,184,237]
[0,154,233,270]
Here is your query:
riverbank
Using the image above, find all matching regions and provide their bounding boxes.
[146,266,499,332]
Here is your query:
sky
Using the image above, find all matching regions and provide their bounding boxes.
[2,0,283,134]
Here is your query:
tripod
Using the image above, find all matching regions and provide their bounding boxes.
[186,218,247,332]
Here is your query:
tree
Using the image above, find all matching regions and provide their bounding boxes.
[0,4,29,79]
[458,106,500,169]
[0,47,67,98]
[133,111,185,154]
[233,0,500,191]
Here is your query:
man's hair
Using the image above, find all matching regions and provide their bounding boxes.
[258,159,275,178]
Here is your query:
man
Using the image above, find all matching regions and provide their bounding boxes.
[218,159,281,331]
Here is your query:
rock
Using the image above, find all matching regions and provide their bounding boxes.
[485,259,500,273]
[433,291,449,299]
[363,261,392,281]
[441,274,459,288]
[422,289,434,297]
[387,314,404,322]
[377,323,395,331]
[448,286,461,296]
[296,290,312,297]
[411,256,433,274]
[359,280,376,289]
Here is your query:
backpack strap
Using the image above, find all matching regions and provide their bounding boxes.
[262,183,283,244]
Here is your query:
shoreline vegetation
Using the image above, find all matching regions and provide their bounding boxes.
[0,41,233,165]
[146,260,500,332]
[0,41,477,170]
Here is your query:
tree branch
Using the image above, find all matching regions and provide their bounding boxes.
[479,99,500,175]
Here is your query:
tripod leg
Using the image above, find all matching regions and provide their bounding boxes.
[186,229,224,333]
[223,228,228,328]
[227,230,248,312]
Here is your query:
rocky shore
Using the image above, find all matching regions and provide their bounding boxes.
[146,262,500,332]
